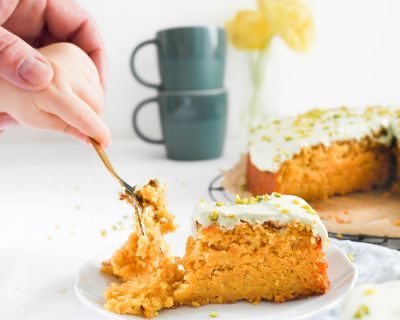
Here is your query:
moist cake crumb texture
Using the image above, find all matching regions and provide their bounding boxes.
[246,106,400,201]
[102,180,330,318]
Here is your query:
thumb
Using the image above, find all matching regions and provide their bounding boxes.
[0,27,54,91]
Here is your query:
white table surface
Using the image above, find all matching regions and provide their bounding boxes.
[0,138,243,320]
[1,139,399,320]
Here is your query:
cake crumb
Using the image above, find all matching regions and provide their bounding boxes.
[335,215,351,224]
[382,191,391,198]
[209,311,218,318]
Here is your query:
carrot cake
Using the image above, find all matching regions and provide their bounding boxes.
[246,106,398,201]
[102,179,330,318]
[102,178,183,318]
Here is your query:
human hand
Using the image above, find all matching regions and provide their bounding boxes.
[0,43,111,146]
[0,113,18,135]
[0,0,106,91]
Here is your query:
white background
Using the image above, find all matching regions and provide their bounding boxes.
[2,0,400,144]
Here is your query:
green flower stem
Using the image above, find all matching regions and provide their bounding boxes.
[247,48,269,132]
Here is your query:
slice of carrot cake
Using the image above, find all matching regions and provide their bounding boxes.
[246,106,395,201]
[174,193,330,305]
[102,180,330,318]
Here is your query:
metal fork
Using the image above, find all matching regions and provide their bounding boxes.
[89,138,145,235]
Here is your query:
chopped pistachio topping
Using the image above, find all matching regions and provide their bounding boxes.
[273,154,281,163]
[274,204,281,208]
[208,211,219,221]
[248,196,257,204]
[353,304,369,318]
[364,288,375,296]
[281,209,290,214]
[307,208,316,215]
[215,201,225,207]
[191,301,200,307]
[256,195,265,202]
[262,135,271,142]
[272,192,282,198]
[209,312,218,318]
[347,252,355,262]
[235,194,248,204]
[291,199,300,205]
[225,213,236,219]
[100,229,107,237]
[284,136,293,141]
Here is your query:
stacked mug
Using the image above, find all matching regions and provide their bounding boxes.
[131,26,227,160]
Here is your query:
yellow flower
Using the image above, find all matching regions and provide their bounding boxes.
[226,9,271,51]
[261,0,314,52]
[226,0,314,52]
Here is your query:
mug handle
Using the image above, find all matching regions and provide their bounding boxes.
[132,97,164,144]
[130,39,162,89]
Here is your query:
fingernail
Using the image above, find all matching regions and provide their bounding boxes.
[18,57,52,86]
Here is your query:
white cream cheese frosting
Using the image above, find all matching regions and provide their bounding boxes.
[192,193,329,245]
[341,281,400,320]
[248,106,395,173]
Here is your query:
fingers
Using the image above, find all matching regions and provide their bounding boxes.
[46,0,106,88]
[73,80,104,115]
[26,110,90,144]
[0,112,18,130]
[41,93,111,147]
[88,48,107,89]
[0,26,54,91]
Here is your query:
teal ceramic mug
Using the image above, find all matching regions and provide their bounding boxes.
[130,26,226,90]
[133,89,227,160]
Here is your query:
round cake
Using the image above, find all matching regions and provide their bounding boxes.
[246,106,400,201]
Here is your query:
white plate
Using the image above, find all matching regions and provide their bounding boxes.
[75,231,357,320]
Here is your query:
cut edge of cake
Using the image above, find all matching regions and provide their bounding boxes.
[245,106,400,200]
[102,180,330,318]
